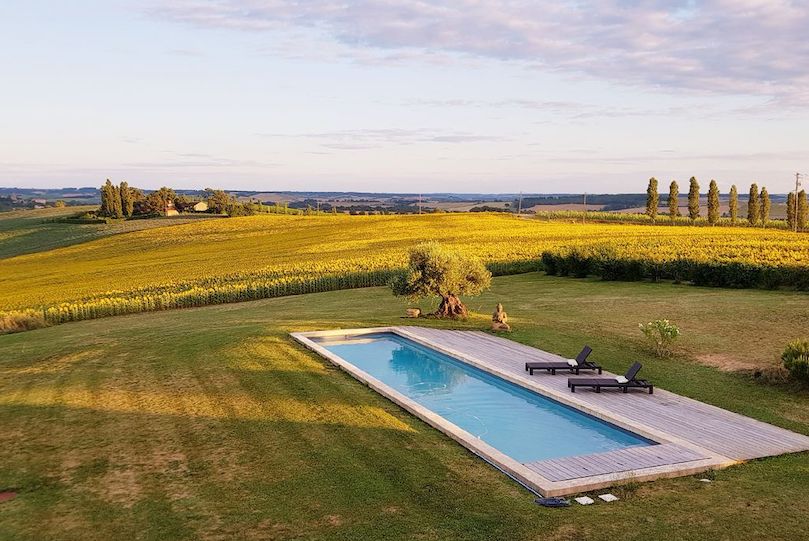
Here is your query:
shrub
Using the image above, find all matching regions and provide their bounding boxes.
[541,251,559,275]
[567,248,591,278]
[639,319,680,357]
[781,340,809,383]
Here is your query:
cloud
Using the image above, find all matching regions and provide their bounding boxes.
[258,128,510,148]
[147,1,809,105]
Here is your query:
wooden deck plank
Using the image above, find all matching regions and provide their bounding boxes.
[525,444,710,481]
[397,327,809,462]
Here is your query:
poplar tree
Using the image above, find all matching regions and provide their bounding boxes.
[688,176,700,222]
[668,180,679,220]
[646,177,658,221]
[99,179,110,216]
[707,179,719,225]
[747,183,759,225]
[759,186,770,227]
[120,181,134,217]
[110,184,123,218]
[728,185,738,224]
[787,192,796,230]
[798,190,808,231]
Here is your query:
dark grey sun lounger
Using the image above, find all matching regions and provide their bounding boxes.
[524,345,602,375]
[568,362,653,394]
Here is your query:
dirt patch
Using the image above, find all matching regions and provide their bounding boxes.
[97,467,142,508]
[0,491,17,503]
[695,353,753,372]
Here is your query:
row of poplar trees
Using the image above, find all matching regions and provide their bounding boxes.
[645,177,808,229]
[99,179,140,218]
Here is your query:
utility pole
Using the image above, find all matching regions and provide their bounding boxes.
[516,192,523,216]
[795,172,802,233]
[582,192,587,224]
[418,194,422,215]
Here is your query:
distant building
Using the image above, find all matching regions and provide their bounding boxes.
[192,201,208,212]
[164,200,179,217]
[32,198,47,205]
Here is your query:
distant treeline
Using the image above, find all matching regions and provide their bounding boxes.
[518,194,649,211]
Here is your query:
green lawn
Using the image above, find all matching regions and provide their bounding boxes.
[0,207,220,260]
[1,274,808,540]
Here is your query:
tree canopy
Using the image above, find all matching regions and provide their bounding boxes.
[687,177,700,222]
[748,183,759,225]
[729,185,738,224]
[390,242,491,318]
[646,177,658,221]
[668,181,679,220]
[707,179,720,225]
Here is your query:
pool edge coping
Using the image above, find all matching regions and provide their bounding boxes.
[290,326,734,496]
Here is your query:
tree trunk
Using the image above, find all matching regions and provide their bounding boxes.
[435,294,468,319]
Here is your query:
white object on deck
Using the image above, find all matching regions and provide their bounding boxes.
[567,359,578,367]
[574,496,595,505]
[598,493,619,502]
[615,375,629,384]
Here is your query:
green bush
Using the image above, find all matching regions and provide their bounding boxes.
[538,249,808,291]
[781,340,809,383]
[639,319,680,357]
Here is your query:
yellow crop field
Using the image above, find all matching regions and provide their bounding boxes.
[1,213,809,325]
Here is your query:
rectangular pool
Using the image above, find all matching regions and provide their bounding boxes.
[315,332,652,463]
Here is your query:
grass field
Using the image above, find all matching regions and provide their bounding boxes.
[0,207,221,260]
[1,274,807,540]
[2,213,809,315]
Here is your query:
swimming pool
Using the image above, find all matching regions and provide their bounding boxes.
[315,332,652,463]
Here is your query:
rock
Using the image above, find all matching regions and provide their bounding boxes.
[406,308,422,318]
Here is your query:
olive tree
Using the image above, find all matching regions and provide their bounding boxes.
[390,242,491,319]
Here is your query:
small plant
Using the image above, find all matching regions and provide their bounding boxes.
[639,319,680,357]
[781,340,809,384]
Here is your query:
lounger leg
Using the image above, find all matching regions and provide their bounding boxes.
[597,368,602,374]
[649,387,654,394]
[571,386,576,393]
[551,368,556,375]
[595,386,600,393]
[623,387,628,393]
[529,368,534,375]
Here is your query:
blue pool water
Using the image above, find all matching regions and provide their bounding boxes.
[318,333,652,463]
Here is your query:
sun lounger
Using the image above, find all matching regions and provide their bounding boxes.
[524,345,601,375]
[568,362,653,394]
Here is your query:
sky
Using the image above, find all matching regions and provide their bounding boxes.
[1,0,807,194]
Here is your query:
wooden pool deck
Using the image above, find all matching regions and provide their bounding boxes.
[292,326,809,496]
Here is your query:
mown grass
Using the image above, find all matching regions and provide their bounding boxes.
[1,274,807,540]
[0,207,220,260]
